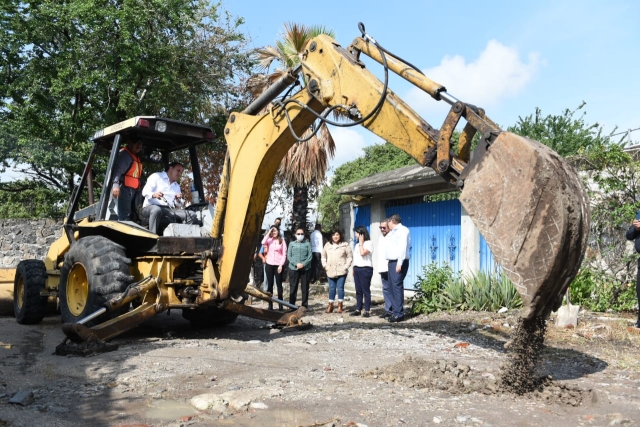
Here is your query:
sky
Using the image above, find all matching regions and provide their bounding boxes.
[223,0,640,171]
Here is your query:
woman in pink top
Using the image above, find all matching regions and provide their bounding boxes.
[261,226,287,310]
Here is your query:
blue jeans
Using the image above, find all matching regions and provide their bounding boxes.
[328,274,346,302]
[388,259,409,318]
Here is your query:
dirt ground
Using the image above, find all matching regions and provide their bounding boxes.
[1,290,640,427]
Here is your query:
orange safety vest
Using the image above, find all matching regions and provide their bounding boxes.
[122,147,142,189]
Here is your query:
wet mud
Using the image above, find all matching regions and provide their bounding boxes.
[361,314,598,407]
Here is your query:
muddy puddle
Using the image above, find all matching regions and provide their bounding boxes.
[144,399,196,421]
[223,407,315,427]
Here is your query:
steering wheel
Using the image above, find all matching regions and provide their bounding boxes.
[185,202,209,212]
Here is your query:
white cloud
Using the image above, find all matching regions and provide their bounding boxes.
[326,126,372,171]
[406,40,542,119]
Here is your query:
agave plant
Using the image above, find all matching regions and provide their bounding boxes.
[250,23,337,232]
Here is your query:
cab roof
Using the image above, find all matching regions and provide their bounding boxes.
[92,116,215,153]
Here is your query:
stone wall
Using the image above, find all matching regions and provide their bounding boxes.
[0,219,63,267]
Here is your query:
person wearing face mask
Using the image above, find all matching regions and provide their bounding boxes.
[287,227,313,308]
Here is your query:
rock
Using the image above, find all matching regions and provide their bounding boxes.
[456,415,470,423]
[8,390,34,406]
[191,388,281,412]
[249,401,268,409]
[433,416,443,424]
[498,307,508,313]
[191,393,225,411]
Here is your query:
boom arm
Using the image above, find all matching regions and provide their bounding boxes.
[216,34,589,322]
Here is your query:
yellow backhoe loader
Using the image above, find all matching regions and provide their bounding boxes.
[12,24,589,349]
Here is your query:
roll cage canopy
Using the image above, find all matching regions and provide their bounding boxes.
[65,117,215,243]
[92,116,215,153]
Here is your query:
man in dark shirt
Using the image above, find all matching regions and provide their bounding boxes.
[625,217,640,329]
[112,138,143,221]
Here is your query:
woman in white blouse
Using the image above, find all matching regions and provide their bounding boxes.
[350,225,374,317]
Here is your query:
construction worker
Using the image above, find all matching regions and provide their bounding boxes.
[112,138,144,221]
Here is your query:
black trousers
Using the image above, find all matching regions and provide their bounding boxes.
[353,266,374,311]
[289,268,311,308]
[117,186,138,221]
[264,263,283,310]
[636,260,640,321]
[311,252,322,282]
[253,256,264,285]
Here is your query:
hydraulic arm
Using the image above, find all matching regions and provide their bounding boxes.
[216,30,589,321]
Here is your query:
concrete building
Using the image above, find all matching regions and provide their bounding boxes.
[337,164,497,295]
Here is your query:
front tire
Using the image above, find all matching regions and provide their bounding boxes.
[13,260,48,324]
[59,236,133,326]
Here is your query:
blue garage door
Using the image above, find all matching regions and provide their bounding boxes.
[354,204,371,234]
[386,199,461,289]
[479,234,500,274]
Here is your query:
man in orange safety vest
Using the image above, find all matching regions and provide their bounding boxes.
[112,138,143,221]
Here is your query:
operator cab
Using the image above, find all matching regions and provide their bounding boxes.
[68,117,216,239]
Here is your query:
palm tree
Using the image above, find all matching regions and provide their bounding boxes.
[251,23,336,233]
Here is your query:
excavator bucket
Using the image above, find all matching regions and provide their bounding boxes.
[460,132,590,320]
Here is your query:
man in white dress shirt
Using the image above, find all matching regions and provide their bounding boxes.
[310,223,324,283]
[141,162,200,234]
[385,214,411,322]
[377,220,392,318]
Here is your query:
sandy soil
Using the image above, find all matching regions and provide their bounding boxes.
[1,293,639,427]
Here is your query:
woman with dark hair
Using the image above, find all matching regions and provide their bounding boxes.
[261,226,287,310]
[321,229,353,313]
[350,225,374,317]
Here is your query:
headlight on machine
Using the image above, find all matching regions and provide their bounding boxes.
[155,121,167,132]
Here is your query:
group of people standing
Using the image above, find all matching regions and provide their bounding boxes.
[259,220,325,310]
[257,213,411,323]
[322,214,411,323]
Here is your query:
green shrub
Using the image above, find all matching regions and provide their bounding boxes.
[410,263,458,315]
[438,278,466,311]
[410,265,522,315]
[460,271,522,311]
[570,266,638,312]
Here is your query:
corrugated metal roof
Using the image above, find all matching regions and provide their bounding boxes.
[337,164,451,196]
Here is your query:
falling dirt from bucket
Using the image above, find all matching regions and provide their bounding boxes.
[499,316,547,394]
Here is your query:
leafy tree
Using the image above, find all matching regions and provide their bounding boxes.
[0,0,252,217]
[508,101,606,156]
[569,141,640,311]
[317,143,415,229]
[252,22,336,233]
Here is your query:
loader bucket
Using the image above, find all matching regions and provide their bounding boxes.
[460,132,590,320]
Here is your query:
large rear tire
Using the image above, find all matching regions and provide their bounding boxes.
[59,236,133,326]
[13,260,48,324]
